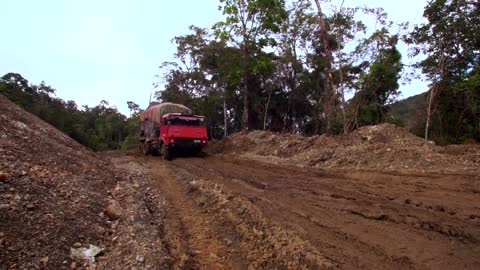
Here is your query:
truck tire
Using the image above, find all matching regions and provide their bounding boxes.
[161,144,171,160]
[142,142,151,155]
[197,150,207,157]
[151,142,159,156]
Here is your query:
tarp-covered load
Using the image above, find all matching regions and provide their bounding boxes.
[140,102,192,123]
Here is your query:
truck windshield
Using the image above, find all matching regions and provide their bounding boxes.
[167,117,205,126]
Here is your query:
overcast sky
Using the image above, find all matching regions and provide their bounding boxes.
[1,0,428,115]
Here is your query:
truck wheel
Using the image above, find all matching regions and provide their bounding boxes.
[151,143,159,156]
[142,142,151,155]
[197,150,207,157]
[161,144,171,160]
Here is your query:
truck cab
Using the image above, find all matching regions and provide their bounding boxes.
[160,113,208,152]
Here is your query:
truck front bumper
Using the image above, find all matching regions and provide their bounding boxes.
[169,138,206,148]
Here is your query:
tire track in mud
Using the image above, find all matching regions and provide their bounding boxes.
[172,155,480,270]
[151,159,334,269]
[143,160,246,270]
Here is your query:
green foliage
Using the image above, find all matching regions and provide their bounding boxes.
[6,0,477,145]
[0,73,139,151]
[153,0,411,136]
[349,34,403,127]
[213,0,287,130]
[407,0,480,143]
[430,68,480,143]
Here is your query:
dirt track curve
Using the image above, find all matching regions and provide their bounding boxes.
[111,153,480,270]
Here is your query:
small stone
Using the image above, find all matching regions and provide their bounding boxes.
[104,200,122,220]
[13,121,27,130]
[96,226,106,235]
[0,172,7,182]
[136,255,144,263]
[26,203,35,210]
[111,221,118,230]
[0,232,4,237]
[40,256,49,266]
[73,242,82,248]
[70,262,77,269]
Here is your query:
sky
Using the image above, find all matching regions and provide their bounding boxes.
[1,0,428,116]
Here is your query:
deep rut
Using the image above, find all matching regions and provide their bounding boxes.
[144,161,245,270]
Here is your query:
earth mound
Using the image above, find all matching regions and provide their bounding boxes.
[0,94,169,269]
[210,124,480,173]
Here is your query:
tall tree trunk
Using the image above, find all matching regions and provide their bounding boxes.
[336,0,347,134]
[223,97,228,137]
[424,87,435,141]
[425,48,446,141]
[264,87,274,130]
[283,71,297,133]
[242,71,249,130]
[242,44,250,130]
[338,63,347,134]
[282,95,292,133]
[314,0,336,135]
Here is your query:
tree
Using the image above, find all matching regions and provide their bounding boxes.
[214,0,287,130]
[328,5,367,133]
[407,0,480,141]
[126,101,140,117]
[313,0,336,134]
[352,35,403,126]
[275,0,313,132]
[1,72,136,150]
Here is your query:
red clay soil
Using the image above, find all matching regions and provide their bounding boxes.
[105,152,480,269]
[3,91,480,269]
[169,155,480,269]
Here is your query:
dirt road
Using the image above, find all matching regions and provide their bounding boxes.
[111,153,480,269]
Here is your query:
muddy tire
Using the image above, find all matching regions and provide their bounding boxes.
[142,142,151,155]
[151,144,160,156]
[161,144,171,160]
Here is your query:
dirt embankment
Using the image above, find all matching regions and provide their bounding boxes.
[0,95,170,269]
[210,124,480,174]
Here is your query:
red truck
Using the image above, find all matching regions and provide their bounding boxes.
[140,102,208,160]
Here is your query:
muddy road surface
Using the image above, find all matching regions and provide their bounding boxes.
[110,153,480,270]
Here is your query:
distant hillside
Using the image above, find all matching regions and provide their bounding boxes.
[388,92,427,129]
